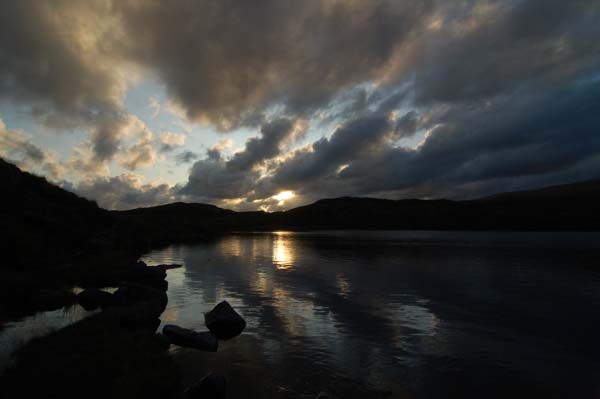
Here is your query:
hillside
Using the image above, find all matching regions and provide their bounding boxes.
[480,179,600,202]
[3,157,600,268]
[119,180,600,232]
[0,159,112,270]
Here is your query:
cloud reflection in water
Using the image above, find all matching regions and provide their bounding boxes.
[141,231,600,398]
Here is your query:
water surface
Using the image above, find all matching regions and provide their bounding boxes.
[142,231,600,398]
[0,305,97,372]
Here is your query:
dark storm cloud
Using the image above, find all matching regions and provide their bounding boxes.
[0,1,130,162]
[227,118,301,171]
[271,115,395,189]
[394,111,420,139]
[113,0,434,130]
[414,0,600,105]
[272,80,600,200]
[1,0,600,209]
[180,118,302,200]
[180,154,260,201]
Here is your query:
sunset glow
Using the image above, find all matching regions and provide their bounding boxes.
[273,191,294,202]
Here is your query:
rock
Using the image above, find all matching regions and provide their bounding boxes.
[113,282,166,305]
[102,303,163,332]
[137,278,168,291]
[204,301,246,340]
[155,333,172,351]
[154,263,183,271]
[112,283,168,319]
[104,283,167,332]
[186,373,226,399]
[132,260,148,272]
[125,266,169,291]
[162,325,218,352]
[77,288,115,310]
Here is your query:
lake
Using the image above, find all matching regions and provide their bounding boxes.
[140,231,600,398]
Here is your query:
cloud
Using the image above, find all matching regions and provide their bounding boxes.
[2,0,600,210]
[113,0,435,130]
[181,156,260,201]
[65,144,111,180]
[394,110,421,139]
[180,118,305,200]
[119,129,158,171]
[227,118,305,171]
[269,114,396,190]
[0,1,132,165]
[180,76,600,207]
[159,131,186,153]
[148,96,160,118]
[0,118,65,181]
[74,173,176,210]
[413,0,600,105]
[175,150,199,165]
[275,80,600,200]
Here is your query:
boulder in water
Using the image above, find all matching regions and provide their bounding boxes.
[162,325,218,352]
[204,301,246,340]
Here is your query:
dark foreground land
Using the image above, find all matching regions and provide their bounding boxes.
[2,157,600,398]
[1,281,179,398]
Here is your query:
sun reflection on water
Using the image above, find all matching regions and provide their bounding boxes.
[272,232,295,269]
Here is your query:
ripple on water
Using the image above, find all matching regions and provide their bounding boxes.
[140,231,600,398]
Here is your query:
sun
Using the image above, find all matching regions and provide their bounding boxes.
[273,190,294,203]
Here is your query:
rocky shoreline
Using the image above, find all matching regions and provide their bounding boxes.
[0,257,245,399]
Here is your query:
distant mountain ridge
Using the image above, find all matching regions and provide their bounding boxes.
[119,177,600,233]
[479,179,600,202]
[3,157,600,271]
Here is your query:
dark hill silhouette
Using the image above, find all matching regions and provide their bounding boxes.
[273,179,600,230]
[480,179,600,202]
[1,159,110,271]
[3,157,600,268]
[115,201,237,243]
[119,180,600,233]
[1,159,145,271]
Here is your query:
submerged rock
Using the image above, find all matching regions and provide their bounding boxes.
[76,288,115,310]
[204,301,246,340]
[162,325,218,352]
[186,373,226,399]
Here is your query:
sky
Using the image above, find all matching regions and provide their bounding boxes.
[1,0,599,211]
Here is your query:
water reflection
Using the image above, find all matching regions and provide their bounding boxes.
[141,231,600,398]
[272,232,295,270]
[0,305,98,373]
